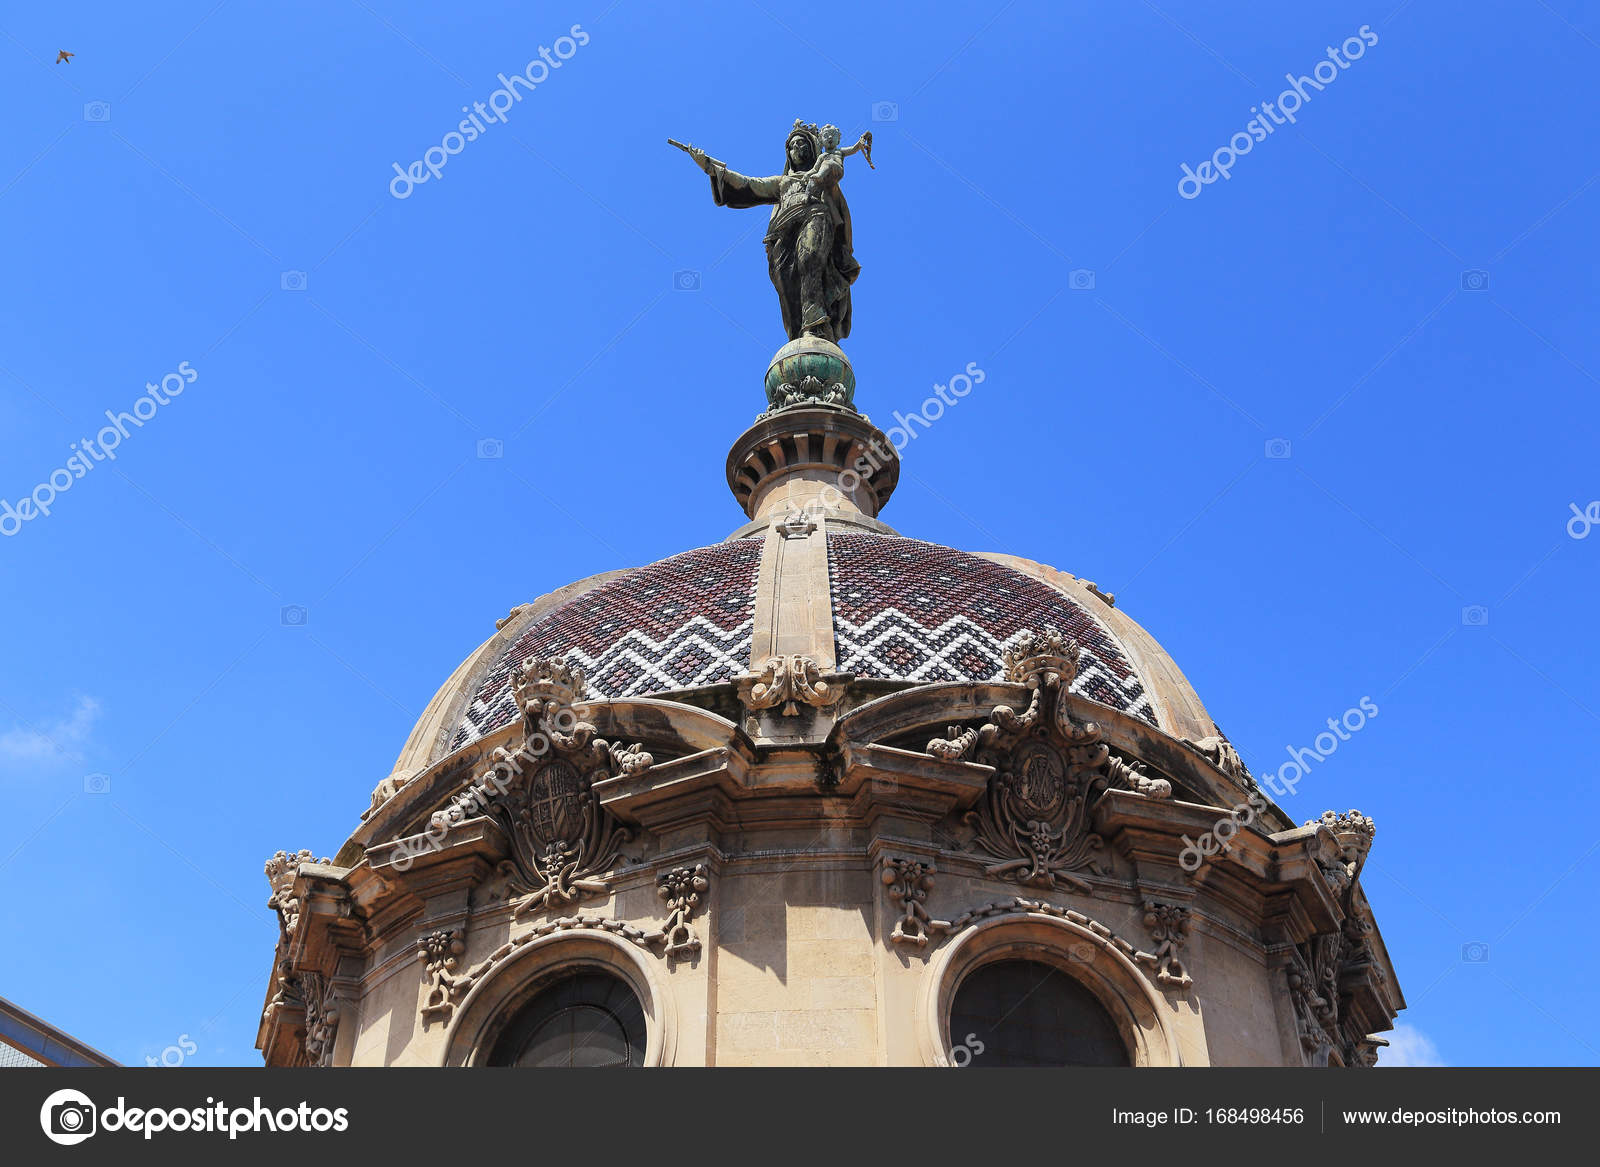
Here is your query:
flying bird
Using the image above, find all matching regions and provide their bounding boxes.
[56,50,73,64]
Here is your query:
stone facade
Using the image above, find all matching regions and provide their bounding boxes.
[258,401,1404,1068]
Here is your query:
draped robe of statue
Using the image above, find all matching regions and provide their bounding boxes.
[702,127,861,343]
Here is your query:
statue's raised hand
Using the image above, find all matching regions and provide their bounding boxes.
[668,138,717,174]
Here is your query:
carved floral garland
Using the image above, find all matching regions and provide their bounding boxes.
[879,858,1193,990]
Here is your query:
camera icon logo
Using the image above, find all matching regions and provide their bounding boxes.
[41,1088,97,1146]
[476,438,504,460]
[1461,605,1489,627]
[673,269,701,291]
[1265,437,1292,459]
[1460,270,1489,292]
[1067,941,1097,965]
[83,101,111,123]
[83,772,111,795]
[1068,268,1096,291]
[280,270,307,292]
[871,101,900,123]
[281,604,309,627]
[1461,941,1490,963]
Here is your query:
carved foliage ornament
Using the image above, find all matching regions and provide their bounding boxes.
[927,629,1170,891]
[300,971,341,1068]
[881,856,938,948]
[412,877,721,1028]
[1136,901,1193,988]
[461,658,650,917]
[418,928,468,1027]
[264,849,328,943]
[1309,808,1375,896]
[656,863,710,959]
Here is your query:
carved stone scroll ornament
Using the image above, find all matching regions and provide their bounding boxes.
[737,654,845,717]
[656,864,710,959]
[1135,901,1193,988]
[777,509,817,539]
[418,929,469,1027]
[444,658,649,918]
[1183,734,1255,789]
[927,628,1170,892]
[881,857,938,947]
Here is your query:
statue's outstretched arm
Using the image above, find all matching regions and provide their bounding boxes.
[668,138,723,174]
[669,138,779,204]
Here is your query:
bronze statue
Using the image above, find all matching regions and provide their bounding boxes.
[672,122,873,344]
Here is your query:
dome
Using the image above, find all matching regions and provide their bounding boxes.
[392,532,1220,779]
[263,135,1403,1071]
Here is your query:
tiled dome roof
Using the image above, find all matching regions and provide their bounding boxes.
[827,535,1155,720]
[449,534,1159,751]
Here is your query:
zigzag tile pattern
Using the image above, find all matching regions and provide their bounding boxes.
[451,540,762,750]
[828,534,1158,726]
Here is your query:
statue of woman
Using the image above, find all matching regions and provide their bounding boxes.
[676,121,868,344]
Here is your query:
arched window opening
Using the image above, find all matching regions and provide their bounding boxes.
[949,959,1129,1067]
[486,971,646,1067]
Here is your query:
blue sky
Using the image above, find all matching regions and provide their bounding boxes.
[1,0,1595,1068]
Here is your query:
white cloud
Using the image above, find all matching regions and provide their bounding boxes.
[1377,1023,1446,1067]
[0,695,102,767]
